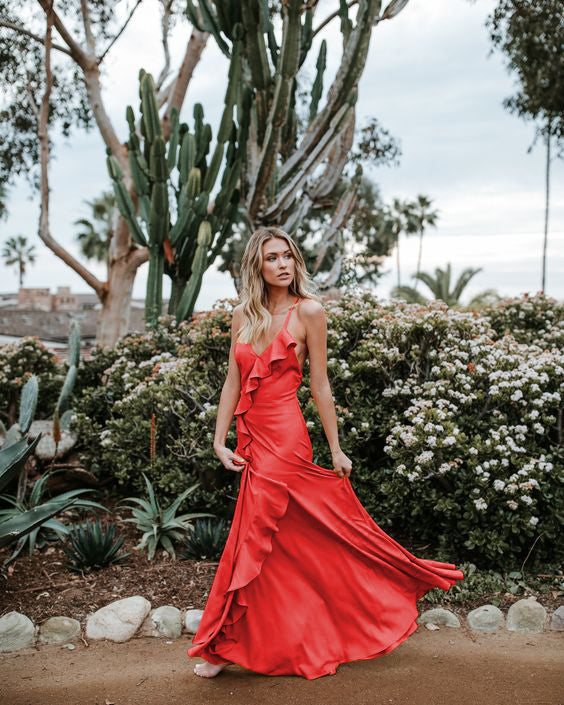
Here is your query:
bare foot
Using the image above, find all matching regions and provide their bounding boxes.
[193,660,232,678]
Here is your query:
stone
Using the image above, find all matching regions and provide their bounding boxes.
[0,611,36,652]
[85,596,151,642]
[35,430,77,460]
[550,605,564,631]
[466,604,505,632]
[184,608,204,634]
[417,607,461,628]
[425,622,440,630]
[139,606,183,639]
[39,616,81,645]
[506,597,547,634]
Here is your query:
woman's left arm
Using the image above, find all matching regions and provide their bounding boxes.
[303,300,353,479]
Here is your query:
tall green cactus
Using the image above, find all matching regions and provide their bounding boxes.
[107,38,247,324]
[185,0,410,276]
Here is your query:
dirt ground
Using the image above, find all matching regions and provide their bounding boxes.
[1,625,562,705]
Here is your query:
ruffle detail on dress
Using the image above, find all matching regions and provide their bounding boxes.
[186,465,290,661]
[233,328,298,466]
[234,328,297,417]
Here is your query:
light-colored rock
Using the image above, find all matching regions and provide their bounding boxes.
[85,596,151,642]
[417,608,461,628]
[35,430,77,460]
[506,597,547,634]
[39,616,81,645]
[28,420,54,439]
[466,604,505,632]
[0,611,36,652]
[424,622,440,630]
[184,609,204,634]
[139,606,183,639]
[550,605,564,631]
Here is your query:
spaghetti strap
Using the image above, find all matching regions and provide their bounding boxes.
[283,296,300,330]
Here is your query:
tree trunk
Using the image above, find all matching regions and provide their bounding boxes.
[541,121,551,294]
[414,228,423,291]
[95,246,148,347]
[396,229,401,289]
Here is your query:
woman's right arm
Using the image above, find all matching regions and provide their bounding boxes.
[213,304,247,473]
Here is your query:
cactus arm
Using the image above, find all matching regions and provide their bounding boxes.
[309,39,326,121]
[67,319,81,368]
[263,101,355,220]
[18,376,38,435]
[175,221,211,322]
[107,154,148,247]
[246,0,302,220]
[278,0,380,188]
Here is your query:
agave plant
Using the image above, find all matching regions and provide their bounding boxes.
[119,472,215,560]
[0,376,80,561]
[179,517,230,561]
[62,518,131,574]
[0,469,109,565]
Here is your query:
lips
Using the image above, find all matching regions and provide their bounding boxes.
[278,273,290,278]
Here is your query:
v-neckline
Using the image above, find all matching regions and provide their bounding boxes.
[249,327,286,358]
[247,296,300,358]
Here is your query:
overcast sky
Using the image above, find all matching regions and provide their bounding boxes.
[1,0,563,309]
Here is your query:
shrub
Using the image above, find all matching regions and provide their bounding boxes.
[72,293,563,569]
[0,337,62,427]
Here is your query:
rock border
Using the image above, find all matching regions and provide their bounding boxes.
[0,596,562,653]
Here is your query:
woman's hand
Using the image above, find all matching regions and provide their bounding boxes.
[331,448,352,478]
[215,443,247,473]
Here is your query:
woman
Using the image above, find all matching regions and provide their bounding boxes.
[188,226,464,679]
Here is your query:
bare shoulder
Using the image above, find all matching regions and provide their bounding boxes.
[232,303,244,322]
[298,297,325,321]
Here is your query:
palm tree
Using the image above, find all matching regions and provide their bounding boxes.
[74,191,115,264]
[2,235,37,287]
[411,194,439,291]
[386,197,417,289]
[390,262,501,307]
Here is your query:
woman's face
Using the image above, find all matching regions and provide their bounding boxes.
[261,238,295,287]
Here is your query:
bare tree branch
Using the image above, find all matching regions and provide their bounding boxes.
[80,0,96,55]
[156,0,173,91]
[0,19,73,56]
[36,0,90,69]
[162,27,209,140]
[312,0,358,39]
[37,1,105,298]
[97,0,144,65]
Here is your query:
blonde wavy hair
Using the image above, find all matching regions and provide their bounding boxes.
[236,226,321,346]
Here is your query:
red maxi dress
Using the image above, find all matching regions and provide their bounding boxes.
[187,296,464,679]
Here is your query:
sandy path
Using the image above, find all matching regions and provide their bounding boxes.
[1,627,563,705]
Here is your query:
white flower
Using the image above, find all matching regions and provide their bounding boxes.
[520,494,533,505]
[506,500,518,510]
[473,498,487,511]
[493,479,505,491]
[529,516,539,526]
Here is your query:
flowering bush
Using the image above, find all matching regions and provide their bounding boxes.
[482,291,563,349]
[70,294,563,568]
[0,336,62,427]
